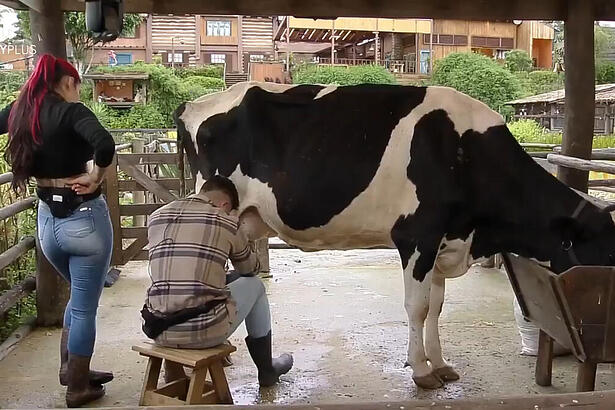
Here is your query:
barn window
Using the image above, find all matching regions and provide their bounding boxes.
[167,53,183,63]
[207,20,231,36]
[211,54,226,63]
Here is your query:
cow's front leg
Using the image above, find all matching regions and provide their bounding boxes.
[425,272,459,382]
[403,260,443,389]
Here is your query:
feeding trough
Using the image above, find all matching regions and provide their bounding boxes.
[502,253,615,391]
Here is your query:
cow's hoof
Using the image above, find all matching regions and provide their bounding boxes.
[412,373,443,389]
[433,366,460,382]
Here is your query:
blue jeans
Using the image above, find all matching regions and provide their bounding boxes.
[228,276,271,339]
[37,196,113,357]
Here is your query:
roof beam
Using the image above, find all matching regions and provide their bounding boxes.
[2,0,614,21]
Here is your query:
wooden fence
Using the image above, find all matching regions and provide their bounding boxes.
[103,137,194,266]
[0,172,67,327]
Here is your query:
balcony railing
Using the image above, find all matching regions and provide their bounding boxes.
[316,56,418,74]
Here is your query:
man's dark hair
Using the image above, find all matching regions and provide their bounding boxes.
[201,175,240,210]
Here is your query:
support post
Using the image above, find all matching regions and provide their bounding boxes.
[285,20,290,71]
[146,14,153,63]
[29,0,67,60]
[557,1,595,192]
[255,239,270,276]
[535,330,554,386]
[178,133,186,198]
[132,139,146,227]
[238,15,244,73]
[374,32,380,64]
[30,0,69,326]
[35,234,70,326]
[331,19,335,64]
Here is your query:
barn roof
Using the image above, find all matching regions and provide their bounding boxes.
[507,84,615,105]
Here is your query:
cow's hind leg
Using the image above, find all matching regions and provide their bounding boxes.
[425,272,459,382]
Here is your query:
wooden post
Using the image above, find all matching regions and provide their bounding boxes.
[104,156,123,266]
[285,20,290,71]
[557,1,595,192]
[29,0,67,60]
[331,20,335,64]
[576,361,597,392]
[146,14,153,63]
[35,233,70,327]
[178,133,186,198]
[255,239,270,276]
[238,16,244,73]
[132,139,146,227]
[30,0,70,327]
[535,330,554,386]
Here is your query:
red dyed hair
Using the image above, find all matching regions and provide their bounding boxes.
[5,54,80,190]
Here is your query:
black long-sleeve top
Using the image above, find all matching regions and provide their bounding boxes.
[0,93,115,178]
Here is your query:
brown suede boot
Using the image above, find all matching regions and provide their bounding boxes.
[65,354,106,408]
[59,328,113,386]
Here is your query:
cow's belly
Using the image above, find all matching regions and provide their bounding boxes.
[237,183,414,250]
[234,115,421,250]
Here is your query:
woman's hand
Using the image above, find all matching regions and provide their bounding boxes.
[66,173,101,195]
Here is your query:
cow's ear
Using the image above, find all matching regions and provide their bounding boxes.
[550,217,583,241]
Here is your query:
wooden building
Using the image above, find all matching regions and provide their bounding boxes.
[90,14,275,75]
[275,17,554,75]
[508,84,615,135]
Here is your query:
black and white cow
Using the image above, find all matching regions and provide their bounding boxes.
[175,82,615,389]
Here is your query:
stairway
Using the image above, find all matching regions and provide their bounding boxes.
[225,72,249,88]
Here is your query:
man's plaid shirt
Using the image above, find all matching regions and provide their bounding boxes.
[145,191,259,347]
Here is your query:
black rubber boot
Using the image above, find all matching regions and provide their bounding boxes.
[65,354,105,408]
[245,331,293,387]
[59,328,113,386]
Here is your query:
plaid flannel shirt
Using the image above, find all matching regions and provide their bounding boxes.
[145,191,259,347]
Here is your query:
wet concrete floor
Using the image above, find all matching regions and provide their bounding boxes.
[1,249,614,408]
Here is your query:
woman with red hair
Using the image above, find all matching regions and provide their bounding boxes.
[0,54,115,407]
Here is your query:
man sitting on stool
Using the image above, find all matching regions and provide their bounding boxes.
[141,176,293,386]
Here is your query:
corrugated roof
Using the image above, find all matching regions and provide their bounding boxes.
[507,83,615,105]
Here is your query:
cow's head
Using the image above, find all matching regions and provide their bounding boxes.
[174,101,234,185]
[549,204,615,273]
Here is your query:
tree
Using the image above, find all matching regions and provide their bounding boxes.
[16,11,142,74]
[430,52,521,113]
[547,21,614,72]
[505,50,533,72]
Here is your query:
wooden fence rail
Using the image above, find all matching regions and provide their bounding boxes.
[0,172,42,324]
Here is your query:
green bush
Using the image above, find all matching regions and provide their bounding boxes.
[507,119,615,149]
[84,102,118,128]
[0,71,26,94]
[507,119,553,143]
[92,62,189,127]
[79,79,94,102]
[431,52,521,112]
[596,61,615,84]
[505,50,533,73]
[0,71,25,107]
[293,64,396,86]
[180,75,225,99]
[175,65,224,79]
[119,104,167,129]
[515,70,564,97]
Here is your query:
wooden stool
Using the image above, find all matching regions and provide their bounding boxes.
[132,342,236,405]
